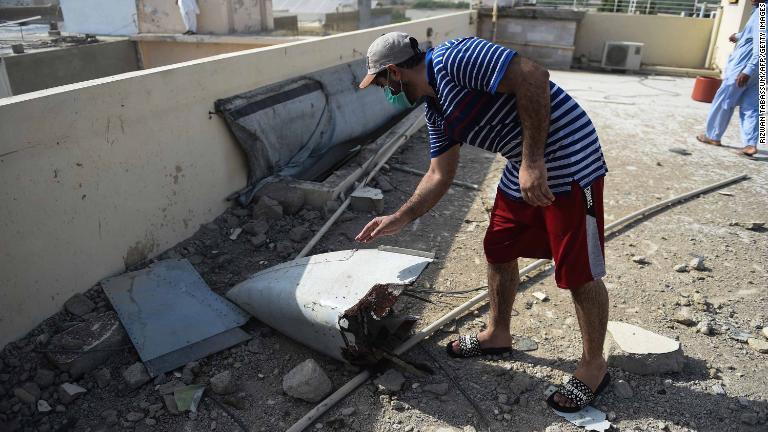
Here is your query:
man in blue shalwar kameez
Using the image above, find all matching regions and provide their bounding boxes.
[697,0,765,157]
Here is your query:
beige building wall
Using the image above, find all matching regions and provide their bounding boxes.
[133,35,310,68]
[0,11,475,349]
[712,0,754,73]
[138,0,274,35]
[574,13,715,69]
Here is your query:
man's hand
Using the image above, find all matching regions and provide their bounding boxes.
[729,33,738,43]
[519,160,554,206]
[355,214,408,243]
[736,73,751,88]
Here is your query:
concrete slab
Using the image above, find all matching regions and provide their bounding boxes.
[604,321,685,375]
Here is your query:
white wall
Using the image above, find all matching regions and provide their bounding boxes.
[60,0,139,35]
[712,0,754,72]
[0,11,476,349]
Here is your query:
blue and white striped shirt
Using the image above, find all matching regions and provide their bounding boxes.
[425,37,607,200]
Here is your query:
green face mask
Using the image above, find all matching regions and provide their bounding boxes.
[384,72,415,108]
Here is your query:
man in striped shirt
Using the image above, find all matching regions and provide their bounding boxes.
[356,33,610,412]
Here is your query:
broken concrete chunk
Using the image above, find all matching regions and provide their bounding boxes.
[747,338,768,354]
[711,383,726,395]
[258,182,305,215]
[58,383,87,404]
[276,240,296,257]
[242,220,270,235]
[282,359,332,402]
[64,293,96,317]
[631,256,649,265]
[696,320,714,336]
[249,234,268,248]
[93,368,111,388]
[373,369,405,394]
[689,257,706,271]
[762,327,768,340]
[37,400,52,413]
[13,383,40,404]
[46,311,128,378]
[673,264,689,273]
[672,307,698,326]
[163,394,180,415]
[126,411,145,422]
[350,186,384,213]
[252,196,284,220]
[604,321,685,375]
[210,371,236,395]
[612,380,633,399]
[532,292,549,302]
[123,362,151,389]
[514,337,538,352]
[288,226,312,243]
[33,369,56,389]
[729,330,752,343]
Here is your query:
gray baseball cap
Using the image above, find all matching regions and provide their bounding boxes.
[359,32,419,89]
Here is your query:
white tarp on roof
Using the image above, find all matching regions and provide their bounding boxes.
[273,0,358,14]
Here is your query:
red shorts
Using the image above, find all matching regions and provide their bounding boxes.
[484,178,606,289]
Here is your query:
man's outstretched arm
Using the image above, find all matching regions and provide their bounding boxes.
[495,55,554,206]
[356,144,459,243]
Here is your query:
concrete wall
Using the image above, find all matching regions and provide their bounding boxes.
[133,34,309,69]
[712,0,754,72]
[60,0,139,35]
[138,0,274,35]
[574,12,715,69]
[0,11,475,348]
[1,40,139,96]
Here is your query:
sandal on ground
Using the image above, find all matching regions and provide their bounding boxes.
[696,134,721,146]
[739,146,758,157]
[546,372,611,413]
[445,334,512,358]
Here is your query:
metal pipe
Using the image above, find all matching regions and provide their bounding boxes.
[286,173,747,432]
[296,118,425,259]
[387,164,481,190]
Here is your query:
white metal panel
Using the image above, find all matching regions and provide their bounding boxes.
[226,249,432,362]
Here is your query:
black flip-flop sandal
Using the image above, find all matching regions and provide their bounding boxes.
[445,334,513,358]
[546,372,611,413]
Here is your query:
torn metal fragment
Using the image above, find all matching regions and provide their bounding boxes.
[226,249,432,365]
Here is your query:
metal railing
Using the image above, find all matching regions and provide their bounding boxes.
[516,0,719,17]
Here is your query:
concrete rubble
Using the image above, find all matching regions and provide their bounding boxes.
[604,321,686,375]
[350,186,384,213]
[282,359,332,403]
[374,369,406,394]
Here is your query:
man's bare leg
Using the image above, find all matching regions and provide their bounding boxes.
[553,278,609,408]
[452,260,519,352]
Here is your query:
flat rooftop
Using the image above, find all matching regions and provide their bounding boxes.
[1,69,766,431]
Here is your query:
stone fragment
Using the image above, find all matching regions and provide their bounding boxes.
[373,369,405,394]
[34,369,56,389]
[729,330,752,343]
[126,412,145,422]
[282,359,332,402]
[258,183,305,215]
[37,400,52,413]
[514,337,538,352]
[228,227,243,240]
[532,292,549,302]
[58,383,87,404]
[711,383,726,395]
[276,240,295,257]
[747,338,768,354]
[350,187,384,213]
[729,221,765,231]
[243,220,269,235]
[163,394,180,415]
[604,321,685,375]
[423,383,450,396]
[157,381,185,395]
[122,362,151,389]
[210,371,236,395]
[689,257,706,271]
[64,293,95,317]
[509,375,534,395]
[696,320,714,336]
[288,226,311,243]
[13,383,40,404]
[341,407,356,416]
[182,362,198,385]
[631,256,649,265]
[246,339,263,354]
[674,264,689,273]
[94,368,111,388]
[762,327,768,339]
[252,196,284,220]
[673,307,698,326]
[613,380,633,399]
[46,312,128,378]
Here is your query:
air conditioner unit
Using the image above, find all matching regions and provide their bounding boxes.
[601,42,644,71]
